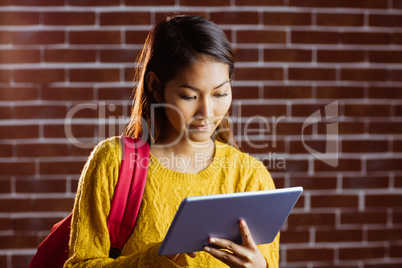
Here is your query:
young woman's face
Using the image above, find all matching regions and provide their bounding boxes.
[162,58,232,144]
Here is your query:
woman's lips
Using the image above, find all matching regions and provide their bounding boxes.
[188,123,212,131]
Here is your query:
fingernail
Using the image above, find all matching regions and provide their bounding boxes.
[240,220,246,227]
[204,246,210,252]
[209,238,216,243]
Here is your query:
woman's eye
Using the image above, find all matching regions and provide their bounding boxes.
[215,93,228,98]
[180,95,196,100]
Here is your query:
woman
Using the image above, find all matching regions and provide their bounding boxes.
[65,15,279,267]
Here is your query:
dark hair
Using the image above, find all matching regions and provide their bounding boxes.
[125,15,237,146]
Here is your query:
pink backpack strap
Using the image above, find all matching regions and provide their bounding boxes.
[107,137,149,259]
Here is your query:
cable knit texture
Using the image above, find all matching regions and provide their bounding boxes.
[64,136,279,267]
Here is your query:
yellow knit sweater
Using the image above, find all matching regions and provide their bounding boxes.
[65,137,279,267]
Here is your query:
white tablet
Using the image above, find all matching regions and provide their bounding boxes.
[158,186,303,255]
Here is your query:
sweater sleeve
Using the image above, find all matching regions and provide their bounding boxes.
[243,156,280,268]
[64,138,188,268]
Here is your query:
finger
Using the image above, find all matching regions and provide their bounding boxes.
[186,252,197,258]
[239,220,257,248]
[207,237,250,260]
[204,245,244,267]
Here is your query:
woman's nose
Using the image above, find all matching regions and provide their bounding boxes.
[196,97,213,118]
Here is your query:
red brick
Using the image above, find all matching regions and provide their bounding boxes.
[125,30,149,44]
[390,244,402,257]
[280,230,309,243]
[289,139,327,154]
[0,179,11,193]
[13,217,63,231]
[0,11,39,25]
[70,68,120,82]
[237,30,286,44]
[100,49,139,63]
[341,68,389,81]
[264,86,312,99]
[275,122,311,135]
[0,49,40,63]
[16,178,66,193]
[0,125,40,139]
[236,0,284,5]
[311,194,359,208]
[395,140,402,152]
[42,87,93,101]
[394,210,402,223]
[317,13,364,26]
[370,14,402,27]
[70,31,120,44]
[265,48,312,62]
[100,12,151,25]
[395,32,402,44]
[315,159,362,172]
[33,197,74,212]
[125,67,136,82]
[14,105,67,119]
[0,198,32,212]
[12,30,65,45]
[317,49,365,63]
[341,211,387,225]
[368,228,402,242]
[368,158,402,172]
[43,12,95,25]
[44,49,96,62]
[336,122,365,134]
[11,0,64,5]
[345,104,391,117]
[369,87,402,99]
[12,254,35,268]
[237,104,286,117]
[292,30,339,44]
[289,0,338,7]
[0,31,10,44]
[180,0,230,6]
[292,103,334,117]
[289,175,337,190]
[369,122,402,134]
[343,32,391,45]
[316,229,363,242]
[365,194,402,207]
[17,143,69,157]
[70,177,80,193]
[279,159,309,172]
[0,69,10,83]
[125,0,175,5]
[40,161,85,175]
[287,248,334,262]
[289,68,336,81]
[0,144,13,158]
[369,50,402,63]
[0,218,12,230]
[0,87,38,100]
[98,86,132,100]
[340,0,388,8]
[232,86,259,99]
[236,48,259,62]
[343,140,388,153]
[391,69,402,81]
[13,69,65,83]
[69,0,117,5]
[287,212,335,227]
[211,12,259,25]
[0,234,39,249]
[343,175,389,189]
[235,67,283,81]
[0,106,11,119]
[317,86,364,99]
[339,246,386,260]
[44,124,96,138]
[0,162,36,176]
[395,0,402,8]
[263,12,311,25]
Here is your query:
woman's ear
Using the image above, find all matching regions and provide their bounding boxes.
[146,72,162,102]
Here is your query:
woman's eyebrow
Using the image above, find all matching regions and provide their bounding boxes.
[179,80,230,91]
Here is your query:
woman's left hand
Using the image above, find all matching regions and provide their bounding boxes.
[203,220,267,268]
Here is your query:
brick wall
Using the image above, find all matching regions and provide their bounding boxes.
[1,1,401,267]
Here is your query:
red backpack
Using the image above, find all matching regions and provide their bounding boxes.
[29,137,149,268]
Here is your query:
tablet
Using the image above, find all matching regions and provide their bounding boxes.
[158,186,303,255]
